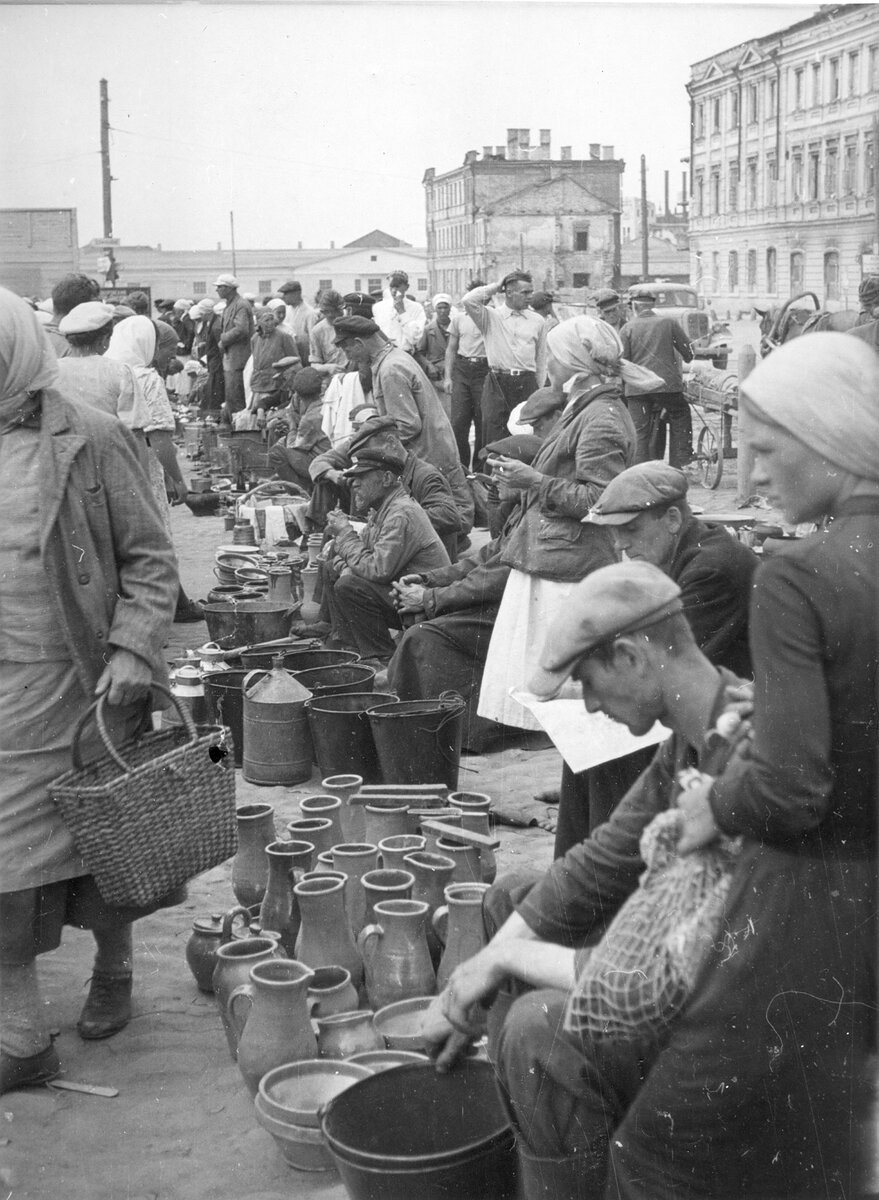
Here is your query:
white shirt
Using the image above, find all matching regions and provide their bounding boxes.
[372,295,427,353]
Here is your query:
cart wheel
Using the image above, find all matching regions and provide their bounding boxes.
[696,426,723,489]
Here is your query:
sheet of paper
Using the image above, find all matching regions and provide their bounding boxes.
[512,689,669,774]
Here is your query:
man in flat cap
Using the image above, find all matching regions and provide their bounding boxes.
[372,270,426,354]
[415,294,453,389]
[321,447,450,666]
[266,367,329,492]
[592,287,625,330]
[342,292,378,319]
[277,280,317,365]
[619,290,694,469]
[444,279,489,469]
[420,560,757,1196]
[529,290,559,337]
[461,272,547,445]
[214,274,253,424]
[514,386,565,441]
[333,316,474,534]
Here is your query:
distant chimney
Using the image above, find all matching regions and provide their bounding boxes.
[464,149,478,165]
[538,129,551,158]
[589,143,601,159]
[601,145,614,160]
[561,146,573,162]
[495,146,507,158]
[506,128,519,159]
[483,145,493,159]
[157,242,162,251]
[297,240,302,250]
[519,128,530,150]
[216,242,221,251]
[664,170,670,217]
[330,240,335,250]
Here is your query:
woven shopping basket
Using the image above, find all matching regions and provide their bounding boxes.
[50,685,237,908]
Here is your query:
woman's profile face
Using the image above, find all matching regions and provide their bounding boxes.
[547,353,574,391]
[746,412,844,524]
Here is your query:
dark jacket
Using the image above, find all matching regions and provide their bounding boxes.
[416,319,451,380]
[38,389,178,694]
[333,483,450,584]
[619,310,693,394]
[418,509,522,618]
[219,293,254,369]
[501,382,635,581]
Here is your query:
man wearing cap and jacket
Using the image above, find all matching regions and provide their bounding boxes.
[416,295,453,386]
[278,281,317,365]
[215,275,253,421]
[592,288,625,330]
[461,273,547,445]
[322,447,450,665]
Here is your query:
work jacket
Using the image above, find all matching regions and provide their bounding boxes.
[219,293,254,370]
[333,483,449,586]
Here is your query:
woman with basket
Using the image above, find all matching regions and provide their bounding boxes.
[0,288,179,1093]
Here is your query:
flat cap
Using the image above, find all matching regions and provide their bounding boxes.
[292,366,323,395]
[593,288,621,309]
[479,434,544,466]
[344,447,406,477]
[278,280,302,294]
[858,275,879,307]
[500,270,531,290]
[528,561,684,699]
[342,292,377,317]
[58,301,117,335]
[585,462,688,526]
[334,316,379,342]
[631,289,657,303]
[347,415,400,457]
[213,273,239,287]
[519,386,565,425]
[349,403,380,423]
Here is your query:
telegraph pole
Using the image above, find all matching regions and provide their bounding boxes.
[230,210,238,275]
[640,155,649,280]
[99,79,118,283]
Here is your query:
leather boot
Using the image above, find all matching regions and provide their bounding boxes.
[77,972,133,1040]
[0,1045,61,1094]
[517,1145,604,1200]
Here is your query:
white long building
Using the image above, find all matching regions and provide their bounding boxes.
[687,3,879,314]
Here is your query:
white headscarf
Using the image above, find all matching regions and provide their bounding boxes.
[0,286,60,417]
[106,315,157,373]
[547,316,663,394]
[741,332,879,482]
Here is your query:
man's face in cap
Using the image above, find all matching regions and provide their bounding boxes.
[338,336,369,369]
[349,466,393,513]
[573,642,663,736]
[612,507,683,569]
[216,283,234,300]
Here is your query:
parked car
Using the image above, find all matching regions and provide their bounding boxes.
[625,282,731,370]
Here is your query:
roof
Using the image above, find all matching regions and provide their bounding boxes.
[343,229,412,249]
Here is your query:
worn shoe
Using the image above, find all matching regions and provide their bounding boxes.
[77,972,133,1040]
[0,1045,61,1094]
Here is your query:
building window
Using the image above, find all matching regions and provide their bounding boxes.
[790,251,805,293]
[711,251,720,291]
[766,154,778,205]
[747,249,757,291]
[766,247,777,293]
[824,251,840,302]
[193,281,206,295]
[767,76,777,114]
[728,250,739,292]
[417,278,427,292]
[747,83,758,123]
[574,229,590,251]
[824,141,838,199]
[258,279,272,293]
[572,273,591,289]
[318,279,332,291]
[695,102,705,138]
[866,137,876,193]
[353,278,361,292]
[710,170,721,214]
[695,174,705,217]
[807,147,820,200]
[811,61,821,107]
[746,158,758,207]
[729,89,739,129]
[791,149,804,202]
[728,161,739,211]
[370,255,378,262]
[843,140,858,194]
[712,97,721,131]
[848,51,860,96]
[828,57,840,102]
[367,277,382,293]
[793,67,804,111]
[870,46,879,91]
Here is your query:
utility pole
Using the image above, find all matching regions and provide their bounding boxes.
[99,78,118,284]
[640,155,649,280]
[230,210,237,275]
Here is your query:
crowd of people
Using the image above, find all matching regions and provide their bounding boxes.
[2,261,877,1198]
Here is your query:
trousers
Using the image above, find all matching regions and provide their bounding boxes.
[324,572,402,660]
[450,357,489,468]
[223,367,246,416]
[481,370,538,446]
[626,391,692,468]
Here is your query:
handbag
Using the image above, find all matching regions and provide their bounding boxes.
[50,685,237,908]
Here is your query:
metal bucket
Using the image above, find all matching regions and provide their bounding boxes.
[240,648,359,673]
[293,664,376,699]
[202,600,296,649]
[306,692,398,783]
[203,670,247,766]
[367,696,464,790]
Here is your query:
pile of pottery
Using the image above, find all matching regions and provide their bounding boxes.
[183,776,499,1173]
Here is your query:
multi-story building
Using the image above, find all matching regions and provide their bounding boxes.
[423,129,624,301]
[687,3,879,314]
[1,208,80,296]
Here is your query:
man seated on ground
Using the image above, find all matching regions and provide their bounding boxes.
[387,435,540,753]
[321,446,450,668]
[266,367,330,492]
[553,459,758,850]
[420,562,754,1197]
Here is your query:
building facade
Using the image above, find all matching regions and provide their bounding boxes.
[423,129,624,301]
[76,230,427,305]
[1,208,80,297]
[687,4,879,315]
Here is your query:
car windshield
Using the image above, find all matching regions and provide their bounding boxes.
[653,289,698,308]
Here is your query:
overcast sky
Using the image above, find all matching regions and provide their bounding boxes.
[1,1,816,251]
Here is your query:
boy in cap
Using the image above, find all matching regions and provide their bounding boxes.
[321,448,450,666]
[372,270,427,353]
[278,280,317,364]
[250,307,299,419]
[267,367,330,492]
[415,294,453,385]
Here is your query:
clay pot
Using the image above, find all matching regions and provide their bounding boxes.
[433,883,491,991]
[361,869,414,926]
[185,914,225,993]
[293,875,363,989]
[421,809,461,856]
[221,903,261,943]
[259,840,314,956]
[231,803,276,908]
[377,834,426,871]
[448,791,492,815]
[307,966,359,1019]
[331,843,379,936]
[358,899,436,1012]
[316,1010,384,1059]
[227,959,317,1096]
[286,818,335,859]
[403,851,456,965]
[298,795,344,847]
[321,774,364,842]
[212,935,281,1060]
[435,835,482,885]
[364,804,410,846]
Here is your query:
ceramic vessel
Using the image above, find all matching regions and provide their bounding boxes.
[259,840,314,956]
[293,875,363,989]
[331,843,379,936]
[358,899,436,1011]
[231,803,276,908]
[286,818,335,859]
[185,914,225,993]
[372,996,435,1051]
[360,869,414,926]
[316,1010,384,1059]
[227,958,317,1095]
[403,851,456,965]
[377,834,426,871]
[307,966,359,1019]
[298,795,344,847]
[461,811,497,884]
[363,804,410,846]
[321,775,364,842]
[435,835,482,885]
[421,809,461,856]
[433,883,491,990]
[212,935,280,1059]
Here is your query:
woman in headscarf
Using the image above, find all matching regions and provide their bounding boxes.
[106,317,202,622]
[475,316,656,744]
[0,288,178,1093]
[607,332,879,1194]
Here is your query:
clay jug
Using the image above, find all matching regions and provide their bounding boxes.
[227,958,317,1095]
[357,899,436,1011]
[231,803,276,908]
[293,875,363,989]
[212,935,280,1060]
[259,840,313,956]
[435,835,482,885]
[221,904,261,943]
[361,869,414,925]
[421,809,461,856]
[448,791,492,815]
[331,843,379,936]
[433,883,491,991]
[286,817,335,859]
[321,774,365,842]
[299,565,321,623]
[403,851,456,966]
[185,914,225,993]
[316,1010,383,1059]
[377,834,426,871]
[299,795,344,847]
[461,811,496,884]
[307,966,358,1019]
[364,804,410,846]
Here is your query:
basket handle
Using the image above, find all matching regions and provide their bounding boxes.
[70,683,198,773]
